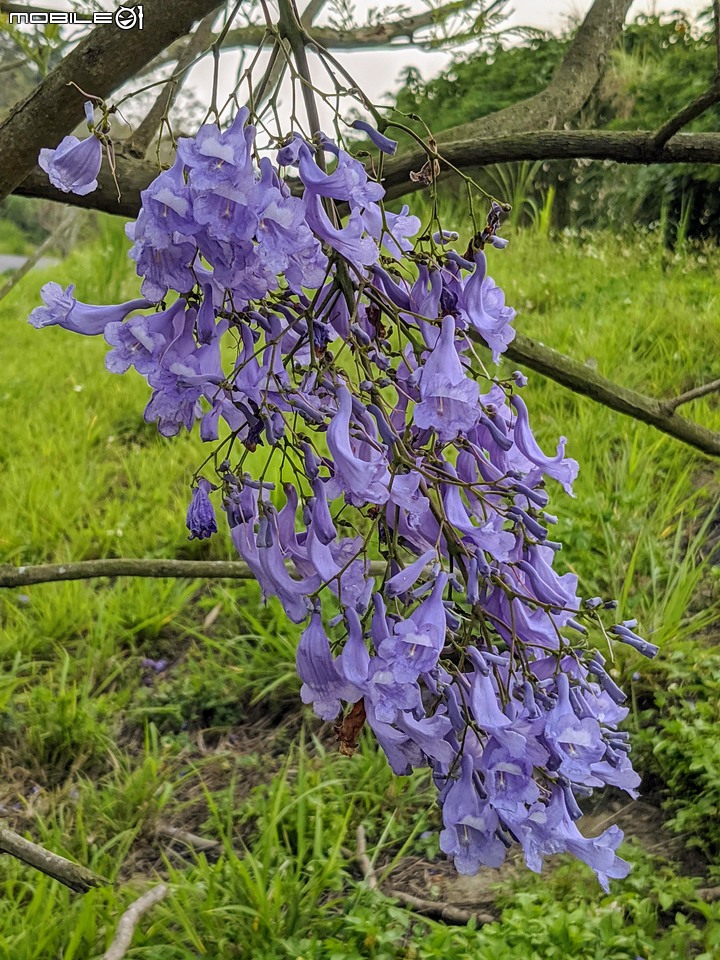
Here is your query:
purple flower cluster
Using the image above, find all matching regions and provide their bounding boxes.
[30,111,653,889]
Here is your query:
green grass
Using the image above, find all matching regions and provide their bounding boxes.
[1,215,720,957]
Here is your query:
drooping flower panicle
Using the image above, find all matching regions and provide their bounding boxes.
[30,113,652,890]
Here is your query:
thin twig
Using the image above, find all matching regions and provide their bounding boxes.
[350,826,493,927]
[355,825,378,889]
[0,209,79,303]
[714,0,720,75]
[385,888,494,926]
[662,377,720,412]
[249,37,292,111]
[0,820,108,893]
[101,885,168,960]
[653,79,720,149]
[156,824,221,853]
[0,558,388,589]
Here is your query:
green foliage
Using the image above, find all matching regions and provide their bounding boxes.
[394,35,565,133]
[634,643,720,869]
[392,8,720,239]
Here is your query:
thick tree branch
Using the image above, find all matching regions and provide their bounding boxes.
[228,0,484,49]
[500,332,720,458]
[16,153,160,217]
[379,130,720,202]
[437,0,633,145]
[18,129,720,217]
[0,0,222,204]
[0,820,108,893]
[150,0,485,62]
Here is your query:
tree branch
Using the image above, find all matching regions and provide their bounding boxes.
[18,129,720,217]
[653,78,720,149]
[0,208,79,303]
[379,130,720,202]
[101,885,168,960]
[146,0,485,66]
[0,558,388,589]
[0,820,108,893]
[662,378,720,413]
[125,8,220,159]
[301,0,327,27]
[348,825,494,927]
[155,824,221,852]
[436,0,633,145]
[499,332,720,457]
[0,0,223,204]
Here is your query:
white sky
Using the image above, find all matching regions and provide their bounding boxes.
[169,0,709,132]
[7,1,711,129]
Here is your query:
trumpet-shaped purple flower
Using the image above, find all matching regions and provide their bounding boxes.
[440,755,507,873]
[327,386,390,505]
[298,144,384,207]
[414,315,480,441]
[510,394,579,494]
[303,192,379,270]
[29,283,151,336]
[459,252,516,361]
[39,106,102,197]
[520,787,630,892]
[297,614,361,720]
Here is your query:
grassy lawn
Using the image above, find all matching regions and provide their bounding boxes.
[2,217,720,958]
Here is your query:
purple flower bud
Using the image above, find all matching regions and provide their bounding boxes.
[610,624,659,659]
[351,119,398,155]
[186,479,217,540]
[432,230,459,245]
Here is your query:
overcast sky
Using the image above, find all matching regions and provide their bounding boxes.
[188,0,707,131]
[14,0,707,131]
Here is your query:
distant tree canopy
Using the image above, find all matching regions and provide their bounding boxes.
[393,10,720,240]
